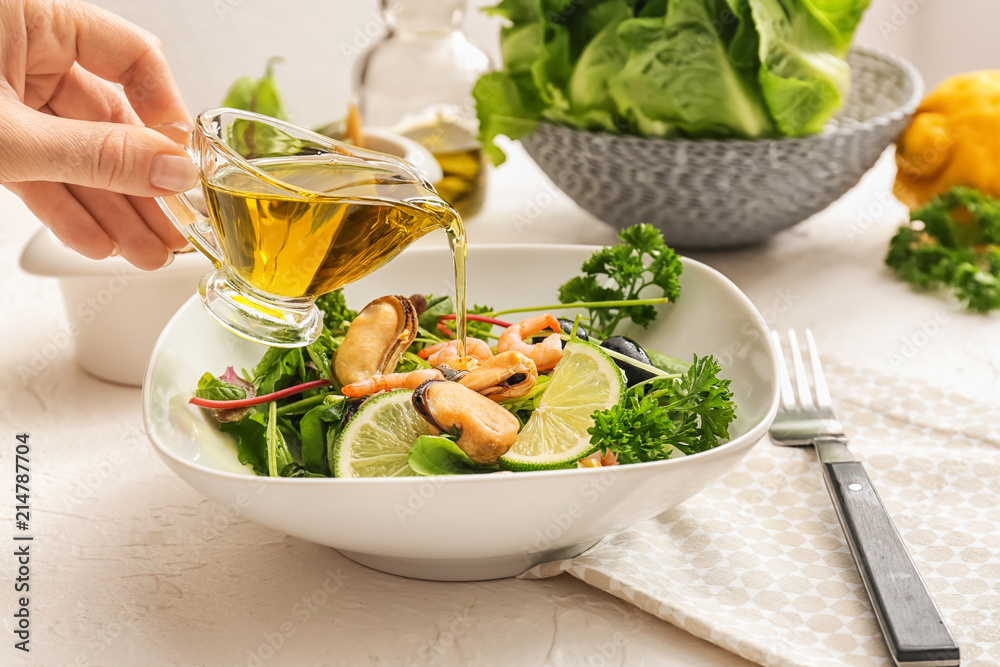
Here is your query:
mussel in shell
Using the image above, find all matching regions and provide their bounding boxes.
[412,380,519,465]
[334,295,418,386]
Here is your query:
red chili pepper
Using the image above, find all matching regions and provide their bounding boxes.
[189,379,331,409]
[436,321,455,338]
[438,313,514,328]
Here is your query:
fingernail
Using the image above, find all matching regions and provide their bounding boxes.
[109,243,121,257]
[150,154,199,192]
[162,251,175,268]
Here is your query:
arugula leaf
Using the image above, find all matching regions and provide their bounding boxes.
[299,397,348,476]
[195,372,247,402]
[558,223,682,337]
[266,401,294,477]
[418,295,454,332]
[587,354,735,462]
[408,435,497,476]
[886,187,1000,313]
[315,289,357,338]
[253,347,306,396]
[220,413,268,475]
[645,348,691,375]
[305,328,338,383]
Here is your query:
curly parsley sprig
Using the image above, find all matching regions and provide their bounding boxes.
[557,224,683,338]
[587,355,735,464]
[886,187,1000,313]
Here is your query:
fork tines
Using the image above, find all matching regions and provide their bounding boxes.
[770,329,832,414]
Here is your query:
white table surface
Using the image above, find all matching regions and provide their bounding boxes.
[1,141,997,667]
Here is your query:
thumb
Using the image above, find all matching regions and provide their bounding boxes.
[0,105,199,196]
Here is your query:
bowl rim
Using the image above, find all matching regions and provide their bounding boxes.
[19,227,210,279]
[525,44,924,148]
[142,244,781,487]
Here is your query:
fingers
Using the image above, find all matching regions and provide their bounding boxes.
[6,181,178,270]
[46,64,140,125]
[63,2,190,127]
[5,181,115,260]
[0,100,199,196]
[127,195,187,251]
[66,184,173,270]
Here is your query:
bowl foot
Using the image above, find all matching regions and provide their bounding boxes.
[337,540,600,582]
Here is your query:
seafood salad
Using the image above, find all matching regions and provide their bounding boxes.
[190,224,738,478]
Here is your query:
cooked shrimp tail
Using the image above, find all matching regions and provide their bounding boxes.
[419,337,493,367]
[341,368,444,397]
[496,315,564,372]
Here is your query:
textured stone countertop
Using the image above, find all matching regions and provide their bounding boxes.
[1,142,996,666]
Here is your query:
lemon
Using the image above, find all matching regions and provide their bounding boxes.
[500,341,625,471]
[331,390,431,478]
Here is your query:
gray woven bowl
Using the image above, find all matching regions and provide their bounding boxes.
[520,47,923,248]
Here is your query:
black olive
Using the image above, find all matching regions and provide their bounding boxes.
[408,294,428,317]
[529,317,589,347]
[600,336,657,387]
[341,396,369,426]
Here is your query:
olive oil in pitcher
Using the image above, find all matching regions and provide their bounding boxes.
[203,155,465,300]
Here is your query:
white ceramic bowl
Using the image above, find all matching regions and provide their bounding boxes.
[18,129,439,386]
[143,244,779,581]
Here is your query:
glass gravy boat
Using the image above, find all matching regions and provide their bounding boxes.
[156,108,461,347]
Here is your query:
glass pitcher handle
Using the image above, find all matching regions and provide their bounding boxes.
[156,190,223,269]
[149,120,224,268]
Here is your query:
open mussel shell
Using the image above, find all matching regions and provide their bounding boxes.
[410,379,519,465]
[334,295,418,386]
[411,379,447,432]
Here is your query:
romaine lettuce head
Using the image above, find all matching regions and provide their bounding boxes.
[749,0,869,136]
[610,0,774,139]
[473,0,869,160]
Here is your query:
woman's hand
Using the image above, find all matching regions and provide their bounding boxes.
[0,0,198,270]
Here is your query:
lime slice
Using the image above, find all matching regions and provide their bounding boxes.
[501,341,625,471]
[331,390,432,478]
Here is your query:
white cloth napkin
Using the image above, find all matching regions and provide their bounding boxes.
[522,360,1000,666]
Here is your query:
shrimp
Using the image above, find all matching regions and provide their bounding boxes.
[496,314,564,371]
[459,351,537,401]
[341,368,444,397]
[577,450,619,468]
[418,337,493,367]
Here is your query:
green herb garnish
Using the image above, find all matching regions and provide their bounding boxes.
[557,223,682,337]
[886,187,1000,313]
[587,355,735,463]
[315,288,358,338]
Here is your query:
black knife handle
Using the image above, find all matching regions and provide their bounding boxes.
[822,460,960,666]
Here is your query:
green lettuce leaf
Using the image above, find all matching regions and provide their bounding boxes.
[748,0,868,136]
[473,0,870,155]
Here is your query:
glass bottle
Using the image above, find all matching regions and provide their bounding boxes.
[355,0,491,219]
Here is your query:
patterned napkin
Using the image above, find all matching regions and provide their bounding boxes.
[522,360,1000,666]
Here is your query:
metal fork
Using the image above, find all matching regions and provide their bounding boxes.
[770,330,960,667]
